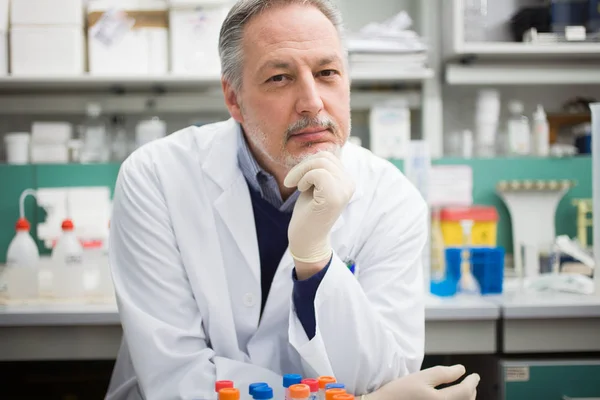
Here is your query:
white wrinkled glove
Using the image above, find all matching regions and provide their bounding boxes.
[283,151,355,264]
[366,365,480,400]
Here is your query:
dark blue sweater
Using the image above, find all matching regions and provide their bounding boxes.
[247,186,329,339]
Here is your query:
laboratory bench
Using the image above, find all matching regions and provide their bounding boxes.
[0,291,600,361]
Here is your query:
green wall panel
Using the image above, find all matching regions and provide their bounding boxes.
[0,157,593,262]
[390,156,592,254]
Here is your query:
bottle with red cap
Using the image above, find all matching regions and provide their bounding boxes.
[6,217,40,268]
[301,379,318,400]
[51,219,83,267]
[215,380,234,394]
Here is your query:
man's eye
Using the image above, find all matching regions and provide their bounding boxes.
[319,70,337,77]
[268,75,287,83]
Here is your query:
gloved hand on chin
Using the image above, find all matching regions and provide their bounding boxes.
[284,151,355,280]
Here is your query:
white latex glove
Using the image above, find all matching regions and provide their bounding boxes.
[366,365,480,400]
[283,151,355,264]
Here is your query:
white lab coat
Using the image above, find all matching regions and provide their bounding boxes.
[106,118,427,400]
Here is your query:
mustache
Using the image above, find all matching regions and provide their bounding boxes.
[285,115,338,139]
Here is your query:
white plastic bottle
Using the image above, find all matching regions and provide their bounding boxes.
[51,219,83,267]
[80,103,109,163]
[6,218,40,268]
[506,100,530,156]
[532,104,550,157]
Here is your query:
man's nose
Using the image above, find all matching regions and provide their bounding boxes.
[295,73,324,117]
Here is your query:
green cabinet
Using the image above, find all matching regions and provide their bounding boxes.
[500,360,600,400]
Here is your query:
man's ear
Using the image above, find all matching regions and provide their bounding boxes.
[222,79,244,123]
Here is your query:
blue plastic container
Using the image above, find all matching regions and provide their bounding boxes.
[430,247,505,296]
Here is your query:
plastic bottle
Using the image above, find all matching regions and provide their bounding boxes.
[325,384,345,391]
[249,382,268,398]
[532,104,550,157]
[80,103,109,163]
[325,388,346,400]
[51,219,83,267]
[506,100,530,156]
[218,388,240,400]
[301,378,319,400]
[332,394,354,400]
[253,386,274,400]
[317,377,336,400]
[289,384,310,400]
[283,374,302,400]
[6,218,40,268]
[215,380,234,395]
[111,115,129,162]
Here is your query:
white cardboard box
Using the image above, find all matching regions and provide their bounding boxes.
[169,6,229,76]
[10,26,85,76]
[11,0,84,26]
[87,5,168,75]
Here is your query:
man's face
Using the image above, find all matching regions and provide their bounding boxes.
[225,3,351,170]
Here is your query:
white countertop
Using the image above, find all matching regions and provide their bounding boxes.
[425,294,500,320]
[492,291,600,319]
[0,302,120,326]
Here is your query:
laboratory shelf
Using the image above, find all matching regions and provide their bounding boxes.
[0,69,434,93]
[457,42,600,58]
[445,63,600,85]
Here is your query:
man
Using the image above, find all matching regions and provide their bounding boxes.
[106,0,480,399]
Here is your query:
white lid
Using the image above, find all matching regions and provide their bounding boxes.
[4,132,31,142]
[86,103,102,117]
[533,104,546,120]
[508,100,524,115]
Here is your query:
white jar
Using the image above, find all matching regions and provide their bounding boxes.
[4,132,30,164]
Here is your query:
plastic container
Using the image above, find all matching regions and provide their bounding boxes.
[301,378,319,400]
[532,104,550,157]
[440,206,499,247]
[253,386,274,400]
[6,218,39,268]
[249,382,268,398]
[332,395,354,400]
[443,247,505,295]
[325,384,345,391]
[573,122,591,154]
[80,103,109,163]
[218,387,240,400]
[550,0,587,33]
[506,100,530,156]
[289,384,310,400]
[4,132,30,164]
[215,380,234,394]
[283,374,302,400]
[317,376,336,400]
[325,388,346,400]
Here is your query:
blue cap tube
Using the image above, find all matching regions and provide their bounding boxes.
[325,383,345,390]
[253,386,274,400]
[249,382,268,397]
[283,374,302,388]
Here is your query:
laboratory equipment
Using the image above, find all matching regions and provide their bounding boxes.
[2,217,40,301]
[80,103,109,163]
[331,395,354,400]
[6,218,39,268]
[283,374,302,400]
[325,388,346,400]
[4,132,30,164]
[110,115,130,162]
[301,379,318,400]
[591,102,600,295]
[325,384,345,391]
[532,104,550,157]
[218,387,240,400]
[135,116,167,149]
[430,208,446,283]
[51,219,83,267]
[462,129,474,158]
[550,0,588,34]
[445,247,505,295]
[253,386,274,400]
[289,384,310,400]
[497,179,575,279]
[506,100,530,156]
[475,89,500,157]
[249,382,268,398]
[457,220,481,295]
[49,218,87,299]
[317,377,336,400]
[440,206,499,247]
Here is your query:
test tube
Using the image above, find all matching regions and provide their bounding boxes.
[283,374,302,400]
[218,388,240,400]
[301,378,319,400]
[249,382,268,398]
[289,384,310,400]
[215,380,234,394]
[253,385,274,400]
[317,376,336,400]
[325,388,346,400]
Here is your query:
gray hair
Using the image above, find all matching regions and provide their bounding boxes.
[218,0,346,93]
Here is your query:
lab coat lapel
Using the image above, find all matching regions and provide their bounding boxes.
[202,119,261,285]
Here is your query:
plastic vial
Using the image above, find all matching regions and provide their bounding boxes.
[301,379,319,400]
[325,388,346,400]
[80,103,109,163]
[218,388,240,400]
[325,384,345,391]
[317,377,336,400]
[532,104,550,157]
[506,100,530,156]
[249,382,268,398]
[6,218,40,268]
[289,384,310,400]
[253,386,274,400]
[215,380,234,395]
[283,374,302,400]
[332,395,354,400]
